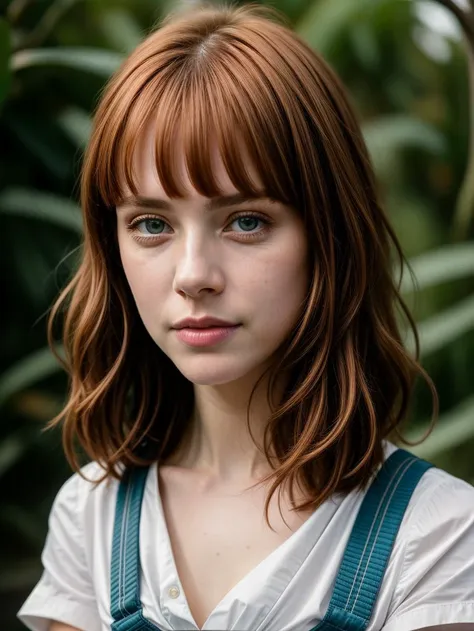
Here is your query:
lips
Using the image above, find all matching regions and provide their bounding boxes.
[172,316,239,330]
[174,324,241,347]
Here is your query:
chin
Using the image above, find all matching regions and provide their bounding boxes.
[171,354,262,387]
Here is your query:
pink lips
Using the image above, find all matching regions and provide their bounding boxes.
[174,325,240,347]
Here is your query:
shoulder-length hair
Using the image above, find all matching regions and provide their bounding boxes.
[47,2,437,526]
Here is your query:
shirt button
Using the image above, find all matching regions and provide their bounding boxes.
[168,585,180,599]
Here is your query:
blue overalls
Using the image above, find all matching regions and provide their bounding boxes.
[109,448,433,631]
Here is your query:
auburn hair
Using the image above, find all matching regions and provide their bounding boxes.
[47,2,438,527]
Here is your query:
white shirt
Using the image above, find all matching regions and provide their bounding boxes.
[17,442,474,631]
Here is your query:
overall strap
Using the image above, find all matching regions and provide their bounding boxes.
[311,448,433,631]
[110,465,160,630]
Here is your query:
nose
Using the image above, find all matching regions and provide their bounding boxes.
[172,236,225,299]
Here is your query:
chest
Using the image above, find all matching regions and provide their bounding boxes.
[158,466,314,629]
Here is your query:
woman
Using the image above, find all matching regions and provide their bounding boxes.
[17,3,474,631]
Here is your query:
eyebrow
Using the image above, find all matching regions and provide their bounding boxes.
[117,193,279,212]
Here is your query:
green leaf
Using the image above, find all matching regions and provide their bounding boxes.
[387,194,444,259]
[349,21,380,72]
[362,115,445,176]
[405,395,474,459]
[267,0,314,23]
[8,114,72,179]
[98,8,143,53]
[11,233,52,307]
[0,18,11,105]
[11,47,124,77]
[400,243,474,293]
[409,293,474,357]
[57,106,92,148]
[0,346,65,407]
[296,0,387,55]
[0,188,82,233]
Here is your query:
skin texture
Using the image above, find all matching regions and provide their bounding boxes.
[115,132,310,482]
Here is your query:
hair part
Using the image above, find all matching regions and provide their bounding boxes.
[47,1,438,530]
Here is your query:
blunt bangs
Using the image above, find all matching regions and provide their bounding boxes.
[90,8,323,211]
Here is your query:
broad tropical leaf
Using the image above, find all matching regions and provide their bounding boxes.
[411,293,474,356]
[401,243,474,293]
[406,395,474,459]
[98,8,144,52]
[7,115,73,179]
[296,0,389,54]
[362,115,445,176]
[11,47,123,77]
[0,188,82,233]
[57,107,92,148]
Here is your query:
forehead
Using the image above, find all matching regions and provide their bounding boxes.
[131,122,263,201]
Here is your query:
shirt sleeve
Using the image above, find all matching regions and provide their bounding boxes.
[17,468,102,631]
[382,471,474,631]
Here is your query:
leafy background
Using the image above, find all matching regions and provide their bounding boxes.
[1,0,473,627]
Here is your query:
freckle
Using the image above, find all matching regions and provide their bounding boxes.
[216,552,220,556]
[246,545,250,549]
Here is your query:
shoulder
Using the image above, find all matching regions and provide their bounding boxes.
[384,443,474,565]
[54,461,113,500]
[381,442,474,529]
[403,456,474,536]
[17,462,115,630]
[381,450,474,629]
[49,461,123,530]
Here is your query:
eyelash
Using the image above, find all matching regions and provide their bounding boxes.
[125,211,272,244]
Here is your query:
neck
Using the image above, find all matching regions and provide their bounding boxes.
[167,366,286,483]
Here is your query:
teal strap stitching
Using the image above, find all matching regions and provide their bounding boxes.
[110,469,130,620]
[350,457,423,614]
[310,449,433,631]
[112,609,162,630]
[110,466,163,630]
[329,450,410,614]
[345,451,432,620]
[120,478,133,618]
[110,467,150,622]
[344,452,418,614]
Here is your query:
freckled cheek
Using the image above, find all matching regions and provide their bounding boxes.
[248,249,308,315]
[119,252,170,312]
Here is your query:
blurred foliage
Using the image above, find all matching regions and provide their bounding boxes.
[0,0,473,627]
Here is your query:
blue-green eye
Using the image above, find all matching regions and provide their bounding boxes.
[233,216,260,232]
[127,211,270,243]
[228,213,271,236]
[140,218,166,234]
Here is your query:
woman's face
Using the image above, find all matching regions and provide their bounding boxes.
[116,135,309,387]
